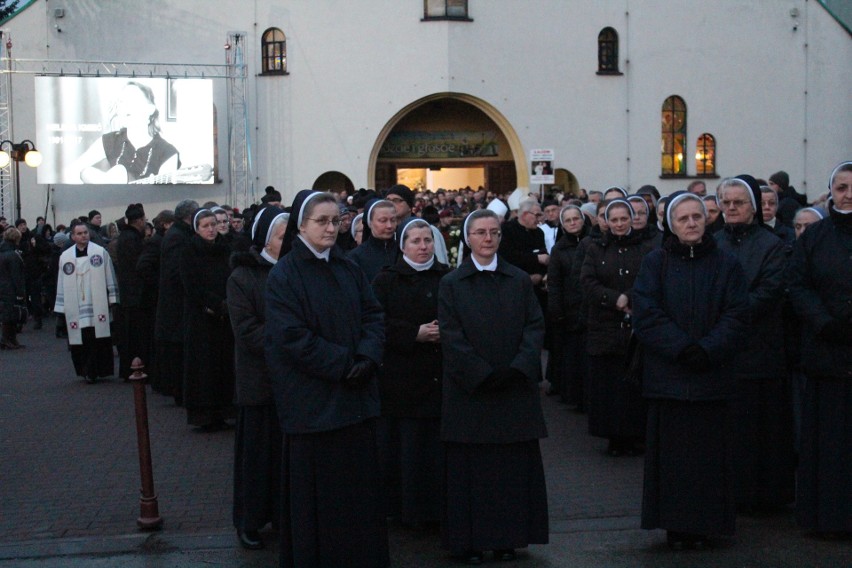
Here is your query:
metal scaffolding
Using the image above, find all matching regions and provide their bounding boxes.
[0,37,250,218]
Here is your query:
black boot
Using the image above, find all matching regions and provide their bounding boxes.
[1,323,19,350]
[33,316,43,330]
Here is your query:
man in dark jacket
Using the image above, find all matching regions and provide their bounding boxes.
[114,204,150,379]
[438,208,548,563]
[715,175,794,512]
[154,199,198,404]
[15,219,50,330]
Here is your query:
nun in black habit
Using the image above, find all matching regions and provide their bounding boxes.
[179,209,236,430]
[347,198,399,283]
[266,190,388,568]
[438,209,549,564]
[787,161,852,535]
[633,192,750,548]
[372,218,449,527]
[715,175,795,512]
[226,205,288,549]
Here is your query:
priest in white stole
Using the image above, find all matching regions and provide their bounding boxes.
[54,221,119,382]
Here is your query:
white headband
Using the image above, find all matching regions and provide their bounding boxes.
[297,192,324,228]
[718,178,757,213]
[192,208,211,231]
[398,218,431,251]
[365,199,393,229]
[350,213,364,238]
[829,161,852,189]
[604,199,634,223]
[666,193,707,231]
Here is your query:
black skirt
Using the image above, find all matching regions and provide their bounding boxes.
[642,399,736,536]
[796,376,852,532]
[587,354,646,440]
[233,404,282,532]
[442,440,549,553]
[115,306,154,379]
[155,341,183,402]
[69,327,114,379]
[280,420,389,568]
[377,416,442,524]
[731,378,796,509]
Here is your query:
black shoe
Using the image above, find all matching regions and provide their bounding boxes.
[237,529,264,550]
[494,549,516,561]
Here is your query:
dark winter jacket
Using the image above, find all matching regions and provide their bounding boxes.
[438,257,547,444]
[0,241,24,324]
[135,230,163,309]
[155,219,194,343]
[266,238,385,434]
[633,238,750,400]
[372,258,448,418]
[580,230,654,356]
[570,231,602,328]
[114,224,146,308]
[179,234,235,410]
[715,223,787,379]
[347,235,400,284]
[547,231,585,331]
[498,218,548,277]
[786,207,852,379]
[227,248,275,406]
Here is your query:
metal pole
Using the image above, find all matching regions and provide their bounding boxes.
[129,358,163,530]
[13,158,19,221]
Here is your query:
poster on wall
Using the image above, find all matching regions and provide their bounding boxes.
[34,77,214,185]
[530,148,554,185]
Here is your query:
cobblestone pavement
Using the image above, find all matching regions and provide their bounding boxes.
[1,318,849,566]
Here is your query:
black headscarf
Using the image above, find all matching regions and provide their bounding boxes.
[281,190,319,255]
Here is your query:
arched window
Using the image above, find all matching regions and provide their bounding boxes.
[661,96,687,175]
[261,28,287,74]
[695,133,716,176]
[597,28,620,74]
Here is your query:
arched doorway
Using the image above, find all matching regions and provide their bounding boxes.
[312,171,354,194]
[546,168,580,197]
[368,93,528,195]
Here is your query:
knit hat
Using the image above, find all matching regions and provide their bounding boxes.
[125,203,145,222]
[260,185,282,204]
[768,171,790,192]
[386,184,414,208]
[87,210,101,220]
[52,232,69,247]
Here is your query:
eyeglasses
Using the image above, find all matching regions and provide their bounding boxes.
[527,211,544,218]
[720,199,749,209]
[305,216,341,227]
[469,229,502,238]
[216,219,229,225]
[386,196,405,204]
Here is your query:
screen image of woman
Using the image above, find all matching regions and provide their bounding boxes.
[74,81,180,184]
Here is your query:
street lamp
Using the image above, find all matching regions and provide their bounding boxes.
[0,139,42,221]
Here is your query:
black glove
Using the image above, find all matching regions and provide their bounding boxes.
[676,345,711,371]
[817,319,852,345]
[342,358,377,389]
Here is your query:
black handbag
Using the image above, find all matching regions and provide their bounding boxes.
[623,331,644,388]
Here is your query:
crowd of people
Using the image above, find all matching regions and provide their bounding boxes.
[0,162,849,566]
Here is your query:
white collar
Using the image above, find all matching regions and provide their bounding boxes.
[402,254,435,272]
[471,254,498,272]
[260,249,278,265]
[297,235,330,261]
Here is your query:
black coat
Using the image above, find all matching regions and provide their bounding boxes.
[135,230,163,309]
[547,231,585,331]
[115,224,145,308]
[266,238,385,434]
[633,238,750,401]
[0,241,24,323]
[155,220,194,343]
[438,257,547,444]
[786,208,852,379]
[715,223,787,379]
[372,258,449,418]
[347,235,399,284]
[580,230,653,356]
[180,234,235,410]
[498,218,547,276]
[227,248,275,406]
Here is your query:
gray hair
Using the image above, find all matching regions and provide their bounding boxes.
[174,199,199,222]
[517,198,539,215]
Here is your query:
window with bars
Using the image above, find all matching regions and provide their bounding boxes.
[695,133,716,176]
[661,96,687,176]
[423,0,471,20]
[261,28,287,75]
[597,28,620,74]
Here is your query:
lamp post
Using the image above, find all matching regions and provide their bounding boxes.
[0,140,42,221]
